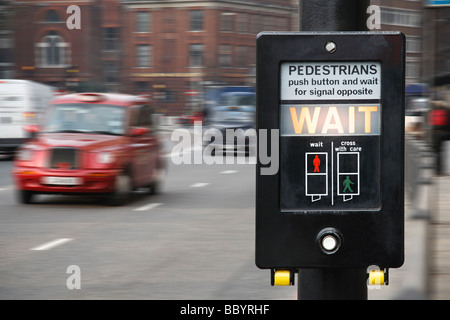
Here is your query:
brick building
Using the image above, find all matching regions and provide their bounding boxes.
[13,0,96,89]
[9,0,297,115]
[369,0,424,85]
[0,0,14,79]
[120,0,297,115]
[12,0,123,92]
[423,4,450,88]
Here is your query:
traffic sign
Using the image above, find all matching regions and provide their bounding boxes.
[256,32,405,270]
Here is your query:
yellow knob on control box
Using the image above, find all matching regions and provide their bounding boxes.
[274,270,291,286]
[368,270,385,286]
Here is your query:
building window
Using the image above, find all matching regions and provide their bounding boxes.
[104,27,118,50]
[219,45,232,66]
[136,11,151,32]
[104,61,118,84]
[220,13,234,32]
[136,44,152,67]
[406,36,421,53]
[35,32,70,68]
[0,36,13,66]
[135,81,148,93]
[45,10,60,23]
[237,13,247,33]
[381,7,421,27]
[406,60,420,80]
[190,10,203,31]
[189,44,203,67]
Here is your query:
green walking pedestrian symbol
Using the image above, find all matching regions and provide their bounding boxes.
[343,176,354,193]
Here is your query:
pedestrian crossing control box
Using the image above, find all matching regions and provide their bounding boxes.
[256,32,405,270]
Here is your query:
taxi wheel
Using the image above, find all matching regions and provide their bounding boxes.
[106,172,132,206]
[18,190,35,204]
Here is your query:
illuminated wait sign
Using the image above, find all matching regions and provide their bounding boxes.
[280,104,381,136]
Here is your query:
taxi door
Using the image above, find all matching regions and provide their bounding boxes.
[129,104,158,187]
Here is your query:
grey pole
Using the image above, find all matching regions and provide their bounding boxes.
[299,0,369,31]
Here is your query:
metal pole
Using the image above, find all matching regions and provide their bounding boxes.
[297,0,369,300]
[299,0,369,31]
[298,269,368,300]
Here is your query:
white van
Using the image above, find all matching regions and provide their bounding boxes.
[0,80,54,155]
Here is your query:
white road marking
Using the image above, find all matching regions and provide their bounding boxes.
[190,182,210,188]
[0,185,13,191]
[133,202,162,212]
[30,238,73,251]
[220,170,238,174]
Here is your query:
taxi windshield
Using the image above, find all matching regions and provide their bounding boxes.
[44,103,125,135]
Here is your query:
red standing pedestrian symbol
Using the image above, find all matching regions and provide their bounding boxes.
[313,155,320,172]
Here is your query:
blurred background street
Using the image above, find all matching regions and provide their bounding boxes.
[0,124,448,300]
[0,131,300,300]
[1,0,450,300]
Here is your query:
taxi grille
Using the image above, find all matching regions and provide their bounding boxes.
[48,147,79,170]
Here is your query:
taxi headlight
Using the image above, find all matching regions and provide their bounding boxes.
[97,152,114,164]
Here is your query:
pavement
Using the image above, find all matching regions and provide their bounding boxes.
[429,176,450,299]
[369,139,450,300]
[429,156,450,300]
[368,190,430,300]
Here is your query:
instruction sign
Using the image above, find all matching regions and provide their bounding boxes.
[280,62,381,100]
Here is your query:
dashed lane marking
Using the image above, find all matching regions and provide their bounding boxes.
[133,202,163,212]
[30,238,74,251]
[190,183,210,188]
[220,170,238,174]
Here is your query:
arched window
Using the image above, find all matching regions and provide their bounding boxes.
[35,31,70,67]
[45,10,60,23]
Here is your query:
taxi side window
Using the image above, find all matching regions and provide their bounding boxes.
[136,105,152,129]
[130,105,153,131]
[129,107,139,128]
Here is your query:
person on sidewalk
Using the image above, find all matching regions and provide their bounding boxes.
[428,100,450,175]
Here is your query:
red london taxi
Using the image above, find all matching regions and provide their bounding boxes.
[11,92,166,205]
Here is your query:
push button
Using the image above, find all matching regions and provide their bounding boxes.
[321,235,338,251]
[317,227,342,254]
